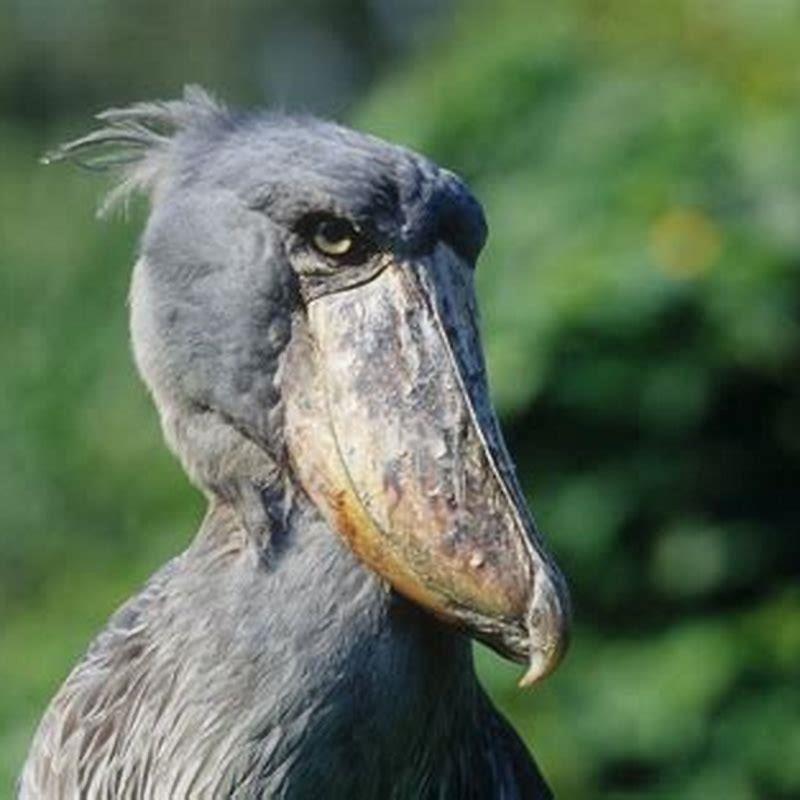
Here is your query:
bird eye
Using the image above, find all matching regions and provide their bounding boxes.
[311,217,357,257]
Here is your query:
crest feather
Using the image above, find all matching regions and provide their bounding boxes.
[43,85,228,216]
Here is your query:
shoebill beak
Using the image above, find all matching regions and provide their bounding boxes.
[284,244,570,686]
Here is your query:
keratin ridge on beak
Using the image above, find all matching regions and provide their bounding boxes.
[284,245,570,686]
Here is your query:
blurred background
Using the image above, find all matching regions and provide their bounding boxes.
[2,0,799,797]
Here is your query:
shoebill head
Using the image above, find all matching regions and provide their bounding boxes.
[49,87,570,686]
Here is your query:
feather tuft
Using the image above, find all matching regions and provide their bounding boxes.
[42,85,228,217]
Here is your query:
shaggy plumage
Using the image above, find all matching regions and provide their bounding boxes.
[20,87,555,799]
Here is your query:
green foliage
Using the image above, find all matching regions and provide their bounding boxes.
[2,1,799,796]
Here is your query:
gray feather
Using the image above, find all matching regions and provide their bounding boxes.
[21,88,551,800]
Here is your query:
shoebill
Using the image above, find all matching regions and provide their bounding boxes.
[19,87,570,799]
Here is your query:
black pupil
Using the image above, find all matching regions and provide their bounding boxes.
[318,218,353,244]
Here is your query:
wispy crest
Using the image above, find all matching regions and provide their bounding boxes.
[43,85,227,216]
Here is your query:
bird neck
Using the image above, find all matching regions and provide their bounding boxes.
[176,479,485,793]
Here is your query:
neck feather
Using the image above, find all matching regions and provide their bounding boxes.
[177,481,483,794]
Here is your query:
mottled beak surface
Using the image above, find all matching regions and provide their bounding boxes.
[285,245,570,685]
